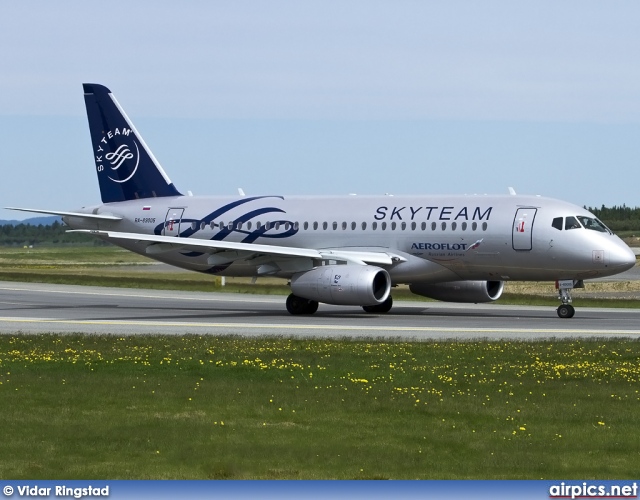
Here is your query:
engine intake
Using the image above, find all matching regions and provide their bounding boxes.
[291,265,391,306]
[410,280,504,303]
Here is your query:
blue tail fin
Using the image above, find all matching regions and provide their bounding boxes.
[83,83,182,203]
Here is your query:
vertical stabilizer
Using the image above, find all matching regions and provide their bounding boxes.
[83,83,182,203]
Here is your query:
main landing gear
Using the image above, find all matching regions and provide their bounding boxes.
[362,296,393,314]
[286,294,319,315]
[556,280,583,319]
[285,294,394,315]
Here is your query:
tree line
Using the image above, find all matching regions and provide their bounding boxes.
[586,205,640,232]
[0,221,108,246]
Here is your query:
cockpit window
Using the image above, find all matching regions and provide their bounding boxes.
[565,216,581,230]
[551,217,563,230]
[577,216,610,233]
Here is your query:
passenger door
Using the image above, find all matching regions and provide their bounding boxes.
[163,208,185,237]
[512,208,537,251]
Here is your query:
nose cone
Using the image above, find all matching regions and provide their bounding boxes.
[610,242,637,272]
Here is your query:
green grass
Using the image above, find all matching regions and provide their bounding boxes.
[0,246,151,265]
[1,335,640,479]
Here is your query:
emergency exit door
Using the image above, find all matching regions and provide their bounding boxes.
[512,208,537,251]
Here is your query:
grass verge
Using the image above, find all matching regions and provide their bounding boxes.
[1,335,639,479]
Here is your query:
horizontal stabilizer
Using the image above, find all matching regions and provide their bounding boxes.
[5,207,123,221]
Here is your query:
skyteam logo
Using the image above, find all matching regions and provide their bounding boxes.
[94,128,140,184]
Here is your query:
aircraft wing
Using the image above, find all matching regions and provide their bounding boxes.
[5,207,123,221]
[69,229,401,266]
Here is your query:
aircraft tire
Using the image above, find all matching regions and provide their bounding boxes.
[286,294,318,315]
[305,300,319,314]
[557,304,575,319]
[362,296,393,314]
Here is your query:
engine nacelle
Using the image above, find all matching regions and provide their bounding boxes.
[291,265,391,306]
[409,280,504,303]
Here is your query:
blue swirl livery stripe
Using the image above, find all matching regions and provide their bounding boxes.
[213,207,286,241]
[154,196,285,236]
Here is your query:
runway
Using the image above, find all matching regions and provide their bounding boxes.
[1,281,640,339]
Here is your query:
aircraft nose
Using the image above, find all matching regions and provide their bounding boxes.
[609,243,637,272]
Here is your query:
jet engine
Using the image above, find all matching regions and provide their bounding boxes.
[409,280,504,303]
[291,265,391,306]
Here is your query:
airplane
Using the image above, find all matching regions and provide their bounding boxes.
[7,83,637,319]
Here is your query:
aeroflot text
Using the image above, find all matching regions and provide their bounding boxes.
[374,206,492,221]
[411,243,468,251]
[14,485,109,498]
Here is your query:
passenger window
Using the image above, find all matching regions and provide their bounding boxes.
[313,222,318,230]
[237,222,243,230]
[265,222,271,230]
[303,222,308,230]
[293,222,299,230]
[210,221,216,229]
[461,222,467,231]
[472,222,477,231]
[372,222,377,230]
[323,222,328,230]
[332,222,338,230]
[391,222,396,230]
[247,222,252,230]
[421,222,426,231]
[381,222,387,230]
[401,222,406,230]
[351,222,356,230]
[482,222,488,231]
[362,222,367,230]
[342,222,347,230]
[441,222,447,230]
[565,216,581,230]
[451,222,457,231]
[228,222,234,230]
[431,222,436,231]
[411,222,416,231]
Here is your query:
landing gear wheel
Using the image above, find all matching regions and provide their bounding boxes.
[286,294,318,315]
[556,281,578,319]
[557,304,575,319]
[305,300,319,315]
[362,296,393,314]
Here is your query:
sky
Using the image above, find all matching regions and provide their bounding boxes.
[1,1,640,221]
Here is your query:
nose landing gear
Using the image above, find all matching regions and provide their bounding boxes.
[556,280,583,318]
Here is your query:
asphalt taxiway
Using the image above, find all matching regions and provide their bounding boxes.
[1,281,639,339]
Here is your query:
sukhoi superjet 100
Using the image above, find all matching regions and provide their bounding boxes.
[8,84,637,318]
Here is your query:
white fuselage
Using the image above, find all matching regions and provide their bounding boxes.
[64,193,636,284]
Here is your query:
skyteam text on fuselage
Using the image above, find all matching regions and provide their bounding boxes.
[7,84,637,318]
